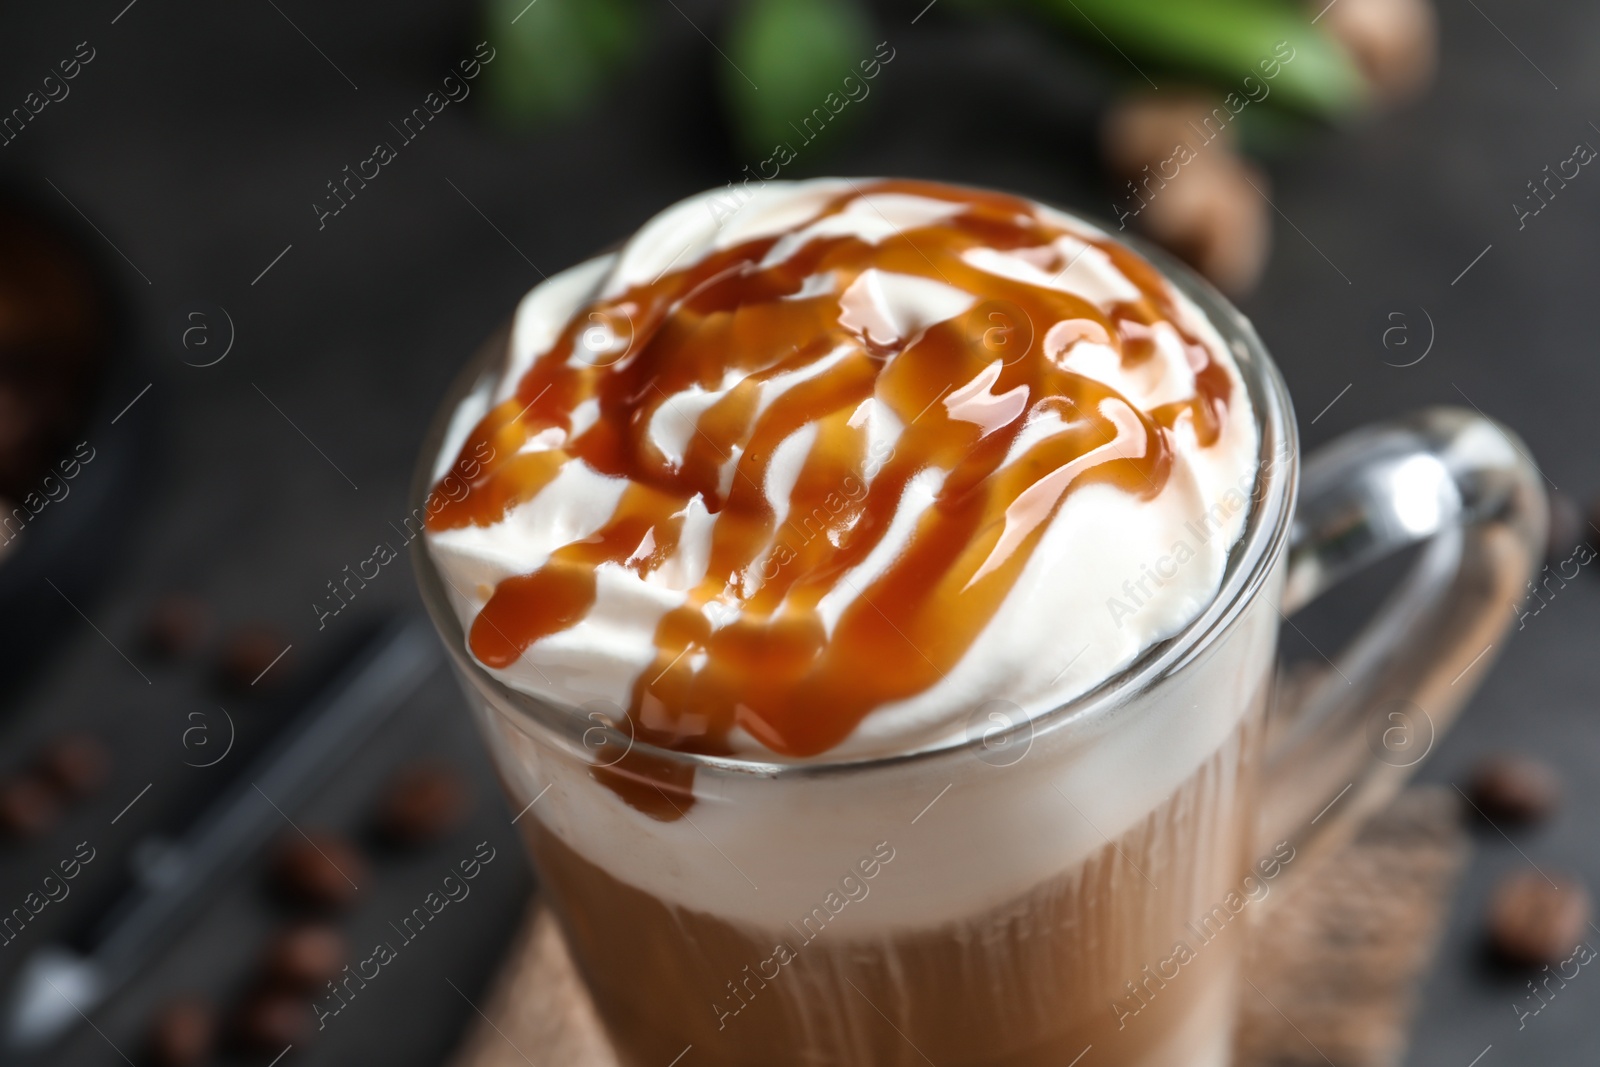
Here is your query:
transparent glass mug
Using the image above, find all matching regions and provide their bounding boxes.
[412,232,1545,1067]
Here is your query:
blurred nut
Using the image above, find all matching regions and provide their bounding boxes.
[1138,154,1272,296]
[143,595,211,660]
[1488,870,1590,966]
[216,625,289,689]
[271,831,366,912]
[0,775,61,839]
[375,763,471,846]
[1102,92,1235,177]
[232,989,311,1051]
[36,732,110,799]
[146,997,216,1067]
[1322,0,1438,101]
[1469,753,1562,825]
[262,923,346,991]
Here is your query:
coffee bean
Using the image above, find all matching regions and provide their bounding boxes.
[375,763,470,846]
[145,997,215,1067]
[232,989,311,1051]
[0,775,61,839]
[1469,753,1561,824]
[271,832,366,912]
[216,625,290,689]
[262,923,346,990]
[1488,870,1591,966]
[36,732,109,799]
[143,595,211,660]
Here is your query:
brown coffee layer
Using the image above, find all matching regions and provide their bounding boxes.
[522,714,1261,1067]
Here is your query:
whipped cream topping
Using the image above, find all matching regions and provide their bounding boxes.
[426,178,1259,765]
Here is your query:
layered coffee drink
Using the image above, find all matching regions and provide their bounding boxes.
[422,179,1279,1065]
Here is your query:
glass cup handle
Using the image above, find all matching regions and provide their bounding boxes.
[1257,406,1548,863]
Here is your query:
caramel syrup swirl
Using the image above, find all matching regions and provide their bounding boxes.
[429,180,1234,793]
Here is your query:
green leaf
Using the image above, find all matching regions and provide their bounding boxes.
[481,0,640,126]
[1023,0,1367,119]
[722,0,875,156]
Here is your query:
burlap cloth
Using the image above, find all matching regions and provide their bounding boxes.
[451,788,1467,1067]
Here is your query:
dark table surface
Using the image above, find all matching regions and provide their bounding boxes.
[0,0,1596,1063]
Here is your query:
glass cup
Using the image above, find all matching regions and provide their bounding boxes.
[412,223,1545,1067]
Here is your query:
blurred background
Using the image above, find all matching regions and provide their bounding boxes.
[0,0,1595,1063]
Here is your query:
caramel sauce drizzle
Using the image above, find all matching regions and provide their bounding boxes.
[429,181,1233,816]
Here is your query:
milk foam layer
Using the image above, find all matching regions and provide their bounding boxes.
[484,595,1277,928]
[427,179,1261,763]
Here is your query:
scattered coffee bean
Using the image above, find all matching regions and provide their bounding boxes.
[216,625,290,689]
[1488,870,1591,966]
[0,775,61,839]
[232,989,311,1051]
[262,923,346,991]
[142,595,211,660]
[1469,753,1561,825]
[376,763,470,846]
[1546,492,1583,563]
[36,732,109,799]
[272,832,366,911]
[146,997,215,1067]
